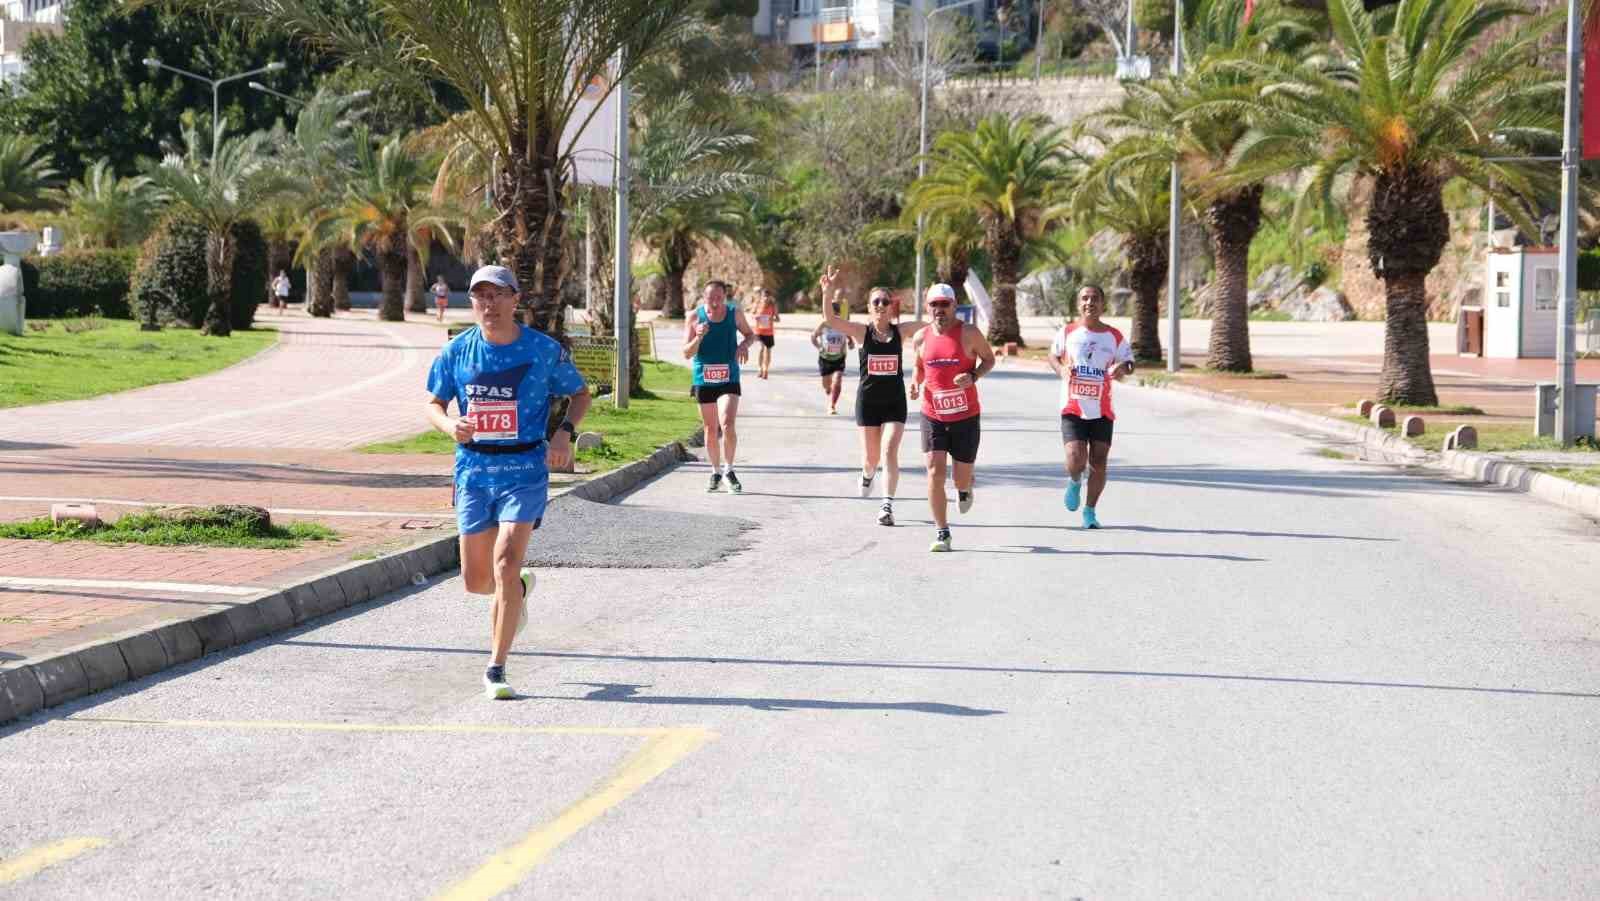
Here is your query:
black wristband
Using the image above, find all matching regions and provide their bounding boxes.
[559,420,577,438]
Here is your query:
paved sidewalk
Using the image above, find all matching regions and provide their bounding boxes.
[0,311,581,664]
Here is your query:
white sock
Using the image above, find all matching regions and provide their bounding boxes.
[723,462,734,475]
[1070,474,1082,485]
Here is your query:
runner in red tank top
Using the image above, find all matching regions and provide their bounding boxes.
[910,283,995,552]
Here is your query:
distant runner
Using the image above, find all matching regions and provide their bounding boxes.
[821,268,922,526]
[1048,284,1134,529]
[432,274,451,322]
[685,280,757,494]
[750,287,779,379]
[812,304,854,416]
[425,265,592,700]
[271,270,290,314]
[911,283,995,552]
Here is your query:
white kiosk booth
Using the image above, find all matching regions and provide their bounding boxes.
[1483,246,1559,358]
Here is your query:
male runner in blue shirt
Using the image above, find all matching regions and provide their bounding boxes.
[426,265,592,699]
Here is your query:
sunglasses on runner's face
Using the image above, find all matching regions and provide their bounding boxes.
[870,298,893,307]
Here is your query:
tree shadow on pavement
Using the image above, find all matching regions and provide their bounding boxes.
[925,522,1392,542]
[529,682,1003,717]
[975,461,1484,499]
[972,545,1263,561]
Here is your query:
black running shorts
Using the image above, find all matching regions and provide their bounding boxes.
[921,415,980,464]
[819,355,847,377]
[690,382,742,404]
[757,334,775,348]
[1061,414,1114,445]
[856,390,908,427]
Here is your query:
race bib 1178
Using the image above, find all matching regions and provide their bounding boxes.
[467,399,519,441]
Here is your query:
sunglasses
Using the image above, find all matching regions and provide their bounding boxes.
[870,298,893,307]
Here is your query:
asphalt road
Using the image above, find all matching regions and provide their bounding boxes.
[5,330,1600,899]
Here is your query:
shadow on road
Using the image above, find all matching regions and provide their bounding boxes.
[529,682,1003,717]
[973,545,1262,561]
[975,461,1482,498]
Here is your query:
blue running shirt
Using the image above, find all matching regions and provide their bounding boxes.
[427,325,587,489]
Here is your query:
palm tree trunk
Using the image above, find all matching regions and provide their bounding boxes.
[308,248,335,318]
[986,223,1024,346]
[378,249,407,322]
[332,247,354,310]
[495,125,568,339]
[406,241,427,314]
[663,265,688,319]
[938,247,971,306]
[202,230,235,337]
[1203,186,1263,372]
[1379,270,1438,406]
[1125,231,1168,363]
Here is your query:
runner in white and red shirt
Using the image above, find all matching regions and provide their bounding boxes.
[1048,284,1134,529]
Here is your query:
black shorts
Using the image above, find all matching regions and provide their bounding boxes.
[819,356,847,376]
[921,415,981,464]
[856,389,908,427]
[691,382,742,404]
[1061,414,1114,444]
[757,334,775,348]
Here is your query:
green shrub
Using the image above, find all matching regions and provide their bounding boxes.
[19,249,139,318]
[129,215,267,328]
[1578,249,1600,292]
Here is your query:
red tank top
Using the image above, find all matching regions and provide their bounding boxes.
[920,323,981,422]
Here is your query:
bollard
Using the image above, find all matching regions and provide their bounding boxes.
[1370,405,1396,429]
[1402,415,1425,437]
[51,503,100,528]
[1357,399,1374,417]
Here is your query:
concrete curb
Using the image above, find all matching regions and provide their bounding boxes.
[0,430,704,727]
[1133,377,1600,520]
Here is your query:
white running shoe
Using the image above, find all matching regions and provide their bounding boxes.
[858,472,874,498]
[958,489,974,514]
[929,529,952,552]
[877,503,895,527]
[483,665,514,700]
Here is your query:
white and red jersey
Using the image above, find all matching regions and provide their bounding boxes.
[1051,323,1132,421]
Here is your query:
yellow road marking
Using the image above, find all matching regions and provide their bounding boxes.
[66,716,718,899]
[434,726,716,901]
[0,837,107,884]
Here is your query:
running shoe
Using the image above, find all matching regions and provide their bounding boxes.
[1064,479,1081,512]
[483,665,514,700]
[929,528,952,552]
[707,472,722,493]
[958,489,974,514]
[859,473,874,498]
[877,503,895,527]
[725,470,743,494]
[1082,506,1101,530]
[516,568,534,637]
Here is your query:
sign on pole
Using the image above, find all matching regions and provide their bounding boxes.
[561,70,619,187]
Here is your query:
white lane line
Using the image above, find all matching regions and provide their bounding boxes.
[0,496,450,519]
[0,577,258,596]
[101,325,421,443]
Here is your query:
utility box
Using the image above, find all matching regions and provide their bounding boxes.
[1484,247,1560,358]
[1535,382,1598,439]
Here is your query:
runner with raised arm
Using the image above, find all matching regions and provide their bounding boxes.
[910,283,995,552]
[425,266,592,700]
[811,304,854,415]
[820,267,923,526]
[1049,284,1134,529]
[684,280,757,494]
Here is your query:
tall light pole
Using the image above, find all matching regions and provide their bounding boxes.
[1035,0,1047,82]
[916,0,985,319]
[247,83,370,107]
[1165,0,1183,373]
[143,58,286,158]
[612,63,632,410]
[1554,0,1582,444]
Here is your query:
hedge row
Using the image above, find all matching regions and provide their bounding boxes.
[20,249,139,318]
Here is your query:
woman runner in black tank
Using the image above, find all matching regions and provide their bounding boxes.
[819,267,925,526]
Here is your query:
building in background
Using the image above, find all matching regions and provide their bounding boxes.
[752,1,1033,80]
[0,0,66,82]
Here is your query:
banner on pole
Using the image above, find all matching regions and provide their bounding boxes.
[963,271,993,336]
[1585,14,1600,159]
[562,69,618,187]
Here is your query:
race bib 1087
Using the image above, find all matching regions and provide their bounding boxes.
[702,364,731,384]
[467,399,519,441]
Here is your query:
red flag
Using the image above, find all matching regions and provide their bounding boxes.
[1586,11,1600,159]
[1243,0,1255,25]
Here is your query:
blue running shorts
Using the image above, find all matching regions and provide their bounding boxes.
[455,482,548,535]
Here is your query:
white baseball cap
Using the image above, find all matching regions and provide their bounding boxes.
[926,283,957,302]
[468,265,519,292]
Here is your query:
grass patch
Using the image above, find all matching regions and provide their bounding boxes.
[0,319,277,408]
[1535,465,1600,487]
[1388,404,1485,416]
[1315,447,1350,460]
[363,360,701,474]
[1201,368,1289,380]
[0,505,335,549]
[1137,372,1174,389]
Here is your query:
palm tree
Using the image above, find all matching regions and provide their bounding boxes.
[1084,0,1321,371]
[273,89,366,318]
[64,157,160,248]
[1234,0,1560,404]
[906,114,1074,346]
[873,206,985,304]
[0,135,58,212]
[145,125,283,336]
[203,0,699,337]
[311,129,448,322]
[1070,160,1175,363]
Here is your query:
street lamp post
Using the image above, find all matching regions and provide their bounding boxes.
[247,82,370,107]
[1554,0,1582,445]
[1165,0,1183,373]
[916,0,985,319]
[144,58,287,158]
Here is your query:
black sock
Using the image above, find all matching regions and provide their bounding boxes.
[485,664,505,681]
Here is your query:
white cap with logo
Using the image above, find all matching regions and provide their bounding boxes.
[926,283,957,302]
[468,265,519,292]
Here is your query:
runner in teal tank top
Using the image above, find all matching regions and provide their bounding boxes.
[683,280,757,494]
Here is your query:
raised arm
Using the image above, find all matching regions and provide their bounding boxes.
[822,294,867,343]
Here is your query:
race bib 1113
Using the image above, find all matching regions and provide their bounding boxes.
[867,354,900,376]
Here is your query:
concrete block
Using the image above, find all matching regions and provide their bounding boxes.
[51,502,99,527]
[1356,399,1374,417]
[1453,424,1479,450]
[1402,415,1425,437]
[117,630,169,680]
[192,611,238,655]
[1004,342,1019,357]
[30,655,89,707]
[0,666,45,723]
[1370,405,1396,428]
[253,592,295,632]
[153,622,203,665]
[305,574,349,617]
[414,540,447,576]
[575,431,603,451]
[77,642,130,693]
[223,602,270,646]
[379,555,410,593]
[336,566,372,607]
